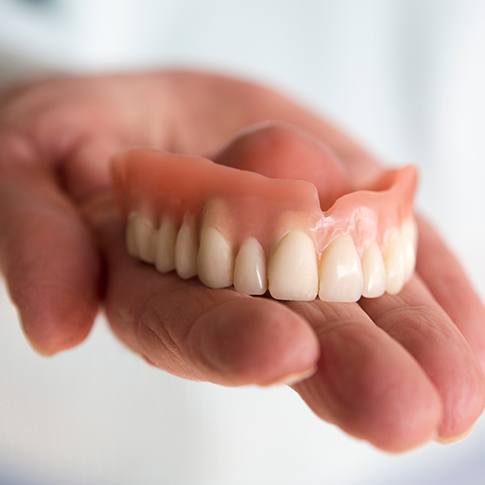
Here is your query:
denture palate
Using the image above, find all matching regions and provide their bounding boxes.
[113,149,418,302]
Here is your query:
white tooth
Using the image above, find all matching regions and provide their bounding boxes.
[126,212,138,257]
[155,215,178,273]
[268,230,318,301]
[361,242,387,298]
[234,237,267,295]
[401,218,417,280]
[383,231,405,295]
[133,212,156,263]
[174,215,198,279]
[319,235,363,302]
[197,227,233,288]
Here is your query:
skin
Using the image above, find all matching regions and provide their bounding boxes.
[0,71,484,452]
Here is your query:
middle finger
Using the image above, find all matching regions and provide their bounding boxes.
[288,299,442,451]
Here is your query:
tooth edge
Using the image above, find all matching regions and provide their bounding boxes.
[383,231,405,295]
[361,242,386,298]
[234,237,267,295]
[268,230,318,301]
[319,235,363,302]
[155,215,177,273]
[174,215,198,279]
[197,227,233,288]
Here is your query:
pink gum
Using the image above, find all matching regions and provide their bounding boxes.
[112,148,417,255]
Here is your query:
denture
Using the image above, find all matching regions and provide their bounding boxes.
[112,147,417,302]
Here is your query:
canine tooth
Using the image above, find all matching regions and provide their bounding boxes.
[319,235,363,302]
[234,238,267,295]
[383,231,405,294]
[197,227,233,288]
[174,215,198,279]
[155,216,177,273]
[268,230,318,301]
[126,212,138,257]
[133,212,156,263]
[361,243,386,298]
[401,219,417,280]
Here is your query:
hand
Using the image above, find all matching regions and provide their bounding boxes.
[1,71,484,452]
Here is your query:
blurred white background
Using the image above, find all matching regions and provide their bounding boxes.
[1,0,485,484]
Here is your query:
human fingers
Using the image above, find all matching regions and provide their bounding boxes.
[0,133,100,354]
[414,217,485,372]
[288,299,441,452]
[360,277,485,441]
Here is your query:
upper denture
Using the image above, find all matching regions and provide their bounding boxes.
[112,147,418,302]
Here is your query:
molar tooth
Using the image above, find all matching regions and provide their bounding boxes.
[268,230,318,301]
[197,227,234,288]
[126,212,138,257]
[174,214,198,279]
[318,235,363,302]
[383,231,405,294]
[401,218,418,280]
[233,237,267,295]
[155,215,177,273]
[133,212,156,263]
[361,242,387,298]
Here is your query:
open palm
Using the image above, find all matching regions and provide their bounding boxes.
[1,71,484,451]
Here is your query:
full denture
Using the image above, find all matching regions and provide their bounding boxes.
[112,148,418,302]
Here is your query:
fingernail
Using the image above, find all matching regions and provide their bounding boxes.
[436,426,474,445]
[16,299,93,356]
[262,365,317,387]
[17,310,58,357]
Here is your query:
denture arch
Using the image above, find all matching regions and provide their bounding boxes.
[113,148,418,302]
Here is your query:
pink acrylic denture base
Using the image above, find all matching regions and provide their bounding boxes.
[112,148,417,256]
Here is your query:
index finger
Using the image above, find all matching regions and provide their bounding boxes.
[0,132,100,354]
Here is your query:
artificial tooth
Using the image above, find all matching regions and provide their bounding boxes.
[268,230,318,301]
[126,212,138,258]
[401,218,417,280]
[361,242,387,298]
[174,215,198,279]
[155,215,178,273]
[233,237,267,295]
[319,235,363,302]
[197,227,234,288]
[383,231,405,294]
[133,212,156,263]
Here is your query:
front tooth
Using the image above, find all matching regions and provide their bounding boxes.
[234,237,267,295]
[401,218,417,280]
[268,230,318,301]
[174,214,198,279]
[133,212,156,263]
[197,227,233,288]
[383,231,405,295]
[361,242,386,298]
[155,215,177,273]
[318,235,363,302]
[126,212,138,257]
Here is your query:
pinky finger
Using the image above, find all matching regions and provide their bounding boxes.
[416,216,485,371]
